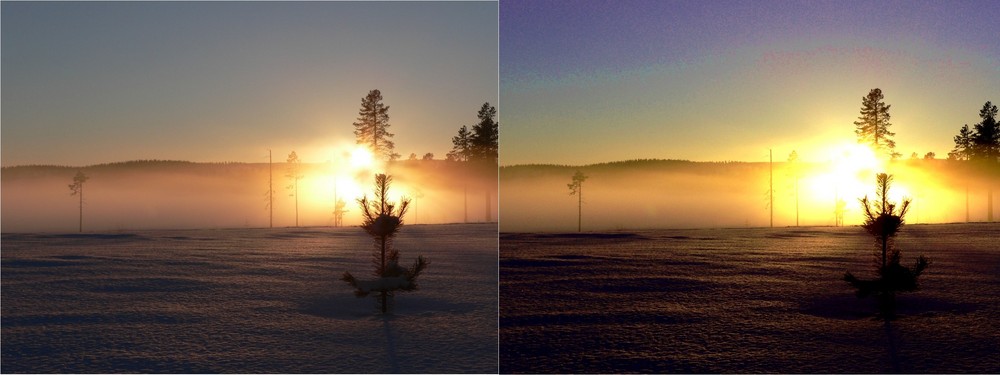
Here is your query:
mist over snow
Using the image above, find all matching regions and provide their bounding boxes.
[2,160,496,232]
[500,159,999,232]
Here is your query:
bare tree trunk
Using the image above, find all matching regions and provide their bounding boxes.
[578,183,583,232]
[79,184,84,233]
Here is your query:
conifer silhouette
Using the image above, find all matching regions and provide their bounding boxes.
[342,174,428,313]
[844,173,929,319]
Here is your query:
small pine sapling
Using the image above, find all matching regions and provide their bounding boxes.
[844,173,929,319]
[341,173,428,313]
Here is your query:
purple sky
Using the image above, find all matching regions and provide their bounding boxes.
[501,0,1000,164]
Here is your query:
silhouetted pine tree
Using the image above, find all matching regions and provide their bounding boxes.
[950,101,999,221]
[971,101,999,162]
[68,171,89,232]
[949,124,974,160]
[342,174,428,313]
[286,151,303,227]
[469,103,499,163]
[447,125,472,162]
[353,89,399,161]
[844,173,929,319]
[333,197,347,227]
[854,88,900,159]
[568,171,588,232]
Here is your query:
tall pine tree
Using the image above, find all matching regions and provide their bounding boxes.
[949,124,974,160]
[854,88,900,159]
[353,89,399,161]
[953,101,1000,222]
[971,101,999,162]
[469,102,499,163]
[447,125,472,161]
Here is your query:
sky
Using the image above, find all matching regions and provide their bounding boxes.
[500,0,1000,165]
[2,1,498,166]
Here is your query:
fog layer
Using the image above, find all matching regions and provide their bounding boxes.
[2,160,497,232]
[500,160,1000,232]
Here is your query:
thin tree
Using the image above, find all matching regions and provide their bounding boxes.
[342,174,427,313]
[449,102,499,222]
[265,149,275,228]
[413,188,425,224]
[951,101,999,221]
[286,151,304,227]
[854,88,900,159]
[469,103,499,222]
[834,197,846,227]
[352,89,398,161]
[844,173,929,319]
[972,101,999,221]
[568,171,589,232]
[333,179,347,227]
[68,171,89,232]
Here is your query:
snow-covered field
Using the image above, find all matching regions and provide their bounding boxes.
[500,223,1000,373]
[2,223,497,373]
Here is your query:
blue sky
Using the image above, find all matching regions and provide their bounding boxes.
[500,0,1000,165]
[2,2,498,166]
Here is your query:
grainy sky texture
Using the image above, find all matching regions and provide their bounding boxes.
[2,1,498,166]
[500,0,1000,165]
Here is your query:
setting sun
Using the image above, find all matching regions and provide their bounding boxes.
[350,146,376,171]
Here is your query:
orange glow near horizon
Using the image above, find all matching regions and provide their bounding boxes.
[794,142,949,225]
[290,144,383,225]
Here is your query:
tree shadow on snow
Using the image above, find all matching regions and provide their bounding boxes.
[298,292,480,320]
[803,293,979,372]
[382,315,400,373]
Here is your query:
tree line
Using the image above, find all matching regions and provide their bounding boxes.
[565,88,998,231]
[65,89,498,232]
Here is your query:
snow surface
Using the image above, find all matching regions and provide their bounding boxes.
[500,223,1000,373]
[2,223,498,373]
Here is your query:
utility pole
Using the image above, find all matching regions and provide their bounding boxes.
[577,181,583,232]
[78,181,84,232]
[464,185,468,223]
